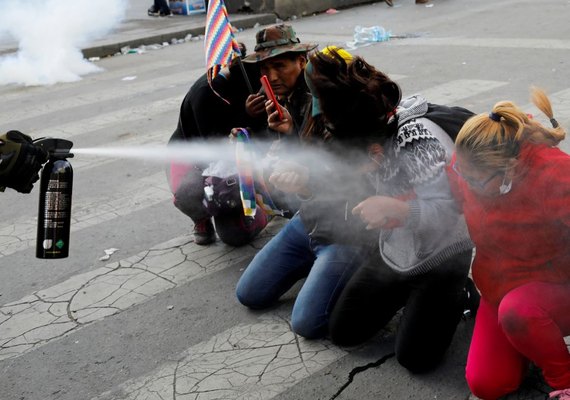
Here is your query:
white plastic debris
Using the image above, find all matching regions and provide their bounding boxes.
[99,248,120,261]
[167,305,174,310]
[347,25,391,49]
[121,76,137,81]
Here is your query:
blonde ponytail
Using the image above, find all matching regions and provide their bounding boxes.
[528,87,565,145]
[456,87,566,170]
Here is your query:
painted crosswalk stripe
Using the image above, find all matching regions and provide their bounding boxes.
[392,37,570,51]
[417,79,508,106]
[0,219,283,361]
[0,68,203,125]
[0,60,182,103]
[92,315,346,400]
[0,172,171,258]
[30,95,182,140]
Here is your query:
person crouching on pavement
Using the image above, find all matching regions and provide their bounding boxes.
[169,25,317,247]
[235,46,378,340]
[302,48,474,373]
[167,45,269,246]
[451,88,570,400]
[239,24,318,216]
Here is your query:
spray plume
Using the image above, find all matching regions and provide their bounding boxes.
[73,141,237,164]
[0,0,127,86]
[72,140,373,184]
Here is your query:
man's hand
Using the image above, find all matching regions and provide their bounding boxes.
[266,100,293,135]
[352,196,410,230]
[245,93,266,118]
[0,130,48,193]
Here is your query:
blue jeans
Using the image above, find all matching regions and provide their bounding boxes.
[235,214,366,339]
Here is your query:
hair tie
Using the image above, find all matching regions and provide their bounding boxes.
[550,118,559,128]
[488,112,501,122]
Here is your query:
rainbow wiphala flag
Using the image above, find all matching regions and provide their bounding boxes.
[234,128,284,218]
[204,0,241,85]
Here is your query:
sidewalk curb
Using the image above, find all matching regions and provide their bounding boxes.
[82,14,277,59]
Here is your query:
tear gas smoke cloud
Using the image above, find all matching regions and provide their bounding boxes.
[0,0,127,86]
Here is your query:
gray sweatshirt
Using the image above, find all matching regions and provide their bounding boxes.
[376,95,473,275]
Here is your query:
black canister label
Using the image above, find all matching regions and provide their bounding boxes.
[36,159,73,259]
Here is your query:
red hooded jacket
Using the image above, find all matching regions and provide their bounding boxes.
[449,143,570,305]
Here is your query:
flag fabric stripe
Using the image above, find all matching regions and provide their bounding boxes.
[235,128,284,218]
[205,0,241,82]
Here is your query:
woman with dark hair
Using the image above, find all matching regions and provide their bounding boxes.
[235,47,379,340]
[304,48,475,373]
[236,47,476,356]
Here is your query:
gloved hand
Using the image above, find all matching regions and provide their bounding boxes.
[0,130,48,193]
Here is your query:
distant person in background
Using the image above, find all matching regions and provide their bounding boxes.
[148,0,173,17]
[384,0,429,5]
[451,88,570,400]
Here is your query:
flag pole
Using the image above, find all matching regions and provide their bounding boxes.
[236,56,253,94]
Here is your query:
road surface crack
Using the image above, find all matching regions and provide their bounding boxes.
[329,352,395,400]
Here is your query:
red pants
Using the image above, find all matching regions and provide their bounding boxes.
[466,282,570,399]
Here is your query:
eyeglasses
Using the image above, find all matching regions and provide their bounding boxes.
[451,160,502,190]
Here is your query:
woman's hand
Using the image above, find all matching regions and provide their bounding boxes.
[266,100,293,135]
[269,160,310,196]
[352,196,410,229]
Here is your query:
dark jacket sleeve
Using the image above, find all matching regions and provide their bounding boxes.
[299,161,379,248]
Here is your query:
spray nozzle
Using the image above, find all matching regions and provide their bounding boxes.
[33,137,74,159]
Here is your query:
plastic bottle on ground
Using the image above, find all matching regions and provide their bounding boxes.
[353,25,391,44]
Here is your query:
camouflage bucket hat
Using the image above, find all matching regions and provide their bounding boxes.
[242,24,317,63]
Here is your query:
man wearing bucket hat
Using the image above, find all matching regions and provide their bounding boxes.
[242,24,317,138]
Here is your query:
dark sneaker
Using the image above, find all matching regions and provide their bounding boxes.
[147,5,159,16]
[193,219,216,245]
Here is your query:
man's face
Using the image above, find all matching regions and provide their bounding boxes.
[259,54,306,97]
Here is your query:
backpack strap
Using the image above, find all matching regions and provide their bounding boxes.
[424,103,476,141]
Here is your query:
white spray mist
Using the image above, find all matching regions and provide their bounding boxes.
[0,0,127,86]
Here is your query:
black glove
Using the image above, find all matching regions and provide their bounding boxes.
[0,130,48,193]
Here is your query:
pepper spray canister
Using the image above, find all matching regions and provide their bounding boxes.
[35,138,74,259]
